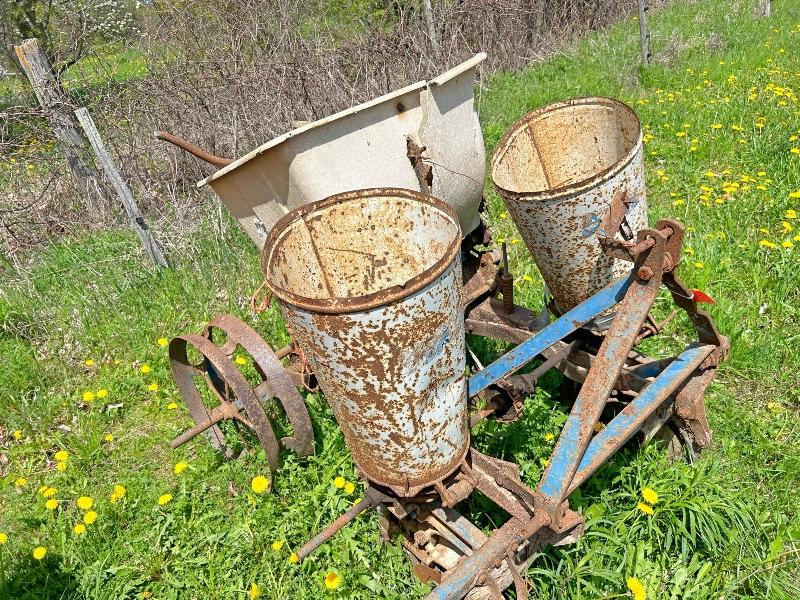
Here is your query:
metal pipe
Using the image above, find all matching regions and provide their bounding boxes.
[154,131,233,167]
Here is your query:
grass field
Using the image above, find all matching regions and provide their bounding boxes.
[1,0,799,598]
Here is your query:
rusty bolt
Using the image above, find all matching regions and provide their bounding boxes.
[676,406,691,419]
[475,574,487,586]
[637,266,654,281]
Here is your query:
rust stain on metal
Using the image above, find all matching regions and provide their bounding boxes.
[490,97,648,314]
[261,188,469,497]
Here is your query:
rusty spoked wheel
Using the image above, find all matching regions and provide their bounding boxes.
[169,315,315,484]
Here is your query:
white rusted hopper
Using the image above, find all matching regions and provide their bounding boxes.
[197,54,487,248]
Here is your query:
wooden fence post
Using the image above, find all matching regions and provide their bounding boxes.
[14,38,107,216]
[764,0,771,17]
[422,0,440,58]
[75,108,168,268]
[637,0,651,67]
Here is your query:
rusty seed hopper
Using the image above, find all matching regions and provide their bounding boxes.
[491,97,648,313]
[195,54,487,248]
[261,188,468,497]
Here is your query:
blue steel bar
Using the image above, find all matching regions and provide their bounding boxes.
[467,273,633,398]
[537,272,661,505]
[567,344,715,495]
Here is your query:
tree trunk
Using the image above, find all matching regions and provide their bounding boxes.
[14,38,107,217]
[75,108,168,268]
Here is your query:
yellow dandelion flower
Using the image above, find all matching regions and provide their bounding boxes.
[84,359,95,366]
[96,389,108,399]
[14,477,27,487]
[289,552,299,564]
[782,221,794,233]
[56,461,67,472]
[166,402,178,410]
[251,475,270,494]
[544,432,555,442]
[786,209,797,219]
[249,583,261,600]
[82,391,95,402]
[272,540,284,551]
[77,496,93,510]
[710,123,722,129]
[83,511,97,524]
[594,422,605,433]
[760,239,777,249]
[694,262,704,269]
[627,576,646,600]
[140,364,151,374]
[45,499,59,510]
[235,356,247,365]
[110,484,126,503]
[782,240,794,249]
[73,523,86,535]
[792,148,800,155]
[157,337,169,347]
[333,476,346,489]
[790,191,800,199]
[0,533,7,544]
[32,546,46,560]
[642,487,659,504]
[12,430,22,440]
[147,383,159,392]
[104,434,114,442]
[344,482,355,495]
[43,486,57,498]
[521,274,533,282]
[637,502,654,515]
[174,461,188,475]
[158,493,173,506]
[324,572,342,590]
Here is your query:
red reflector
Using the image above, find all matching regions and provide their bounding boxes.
[690,289,716,304]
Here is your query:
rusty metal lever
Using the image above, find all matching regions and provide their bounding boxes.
[155,131,233,167]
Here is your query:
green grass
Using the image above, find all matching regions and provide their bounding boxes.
[2,0,800,598]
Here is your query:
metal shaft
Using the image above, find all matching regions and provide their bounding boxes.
[297,495,376,561]
[170,402,239,448]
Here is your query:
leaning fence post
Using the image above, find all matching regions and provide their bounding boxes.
[75,107,168,268]
[421,0,440,59]
[14,38,108,217]
[637,0,651,66]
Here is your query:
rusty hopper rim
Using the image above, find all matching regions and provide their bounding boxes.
[490,96,643,202]
[260,188,462,315]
